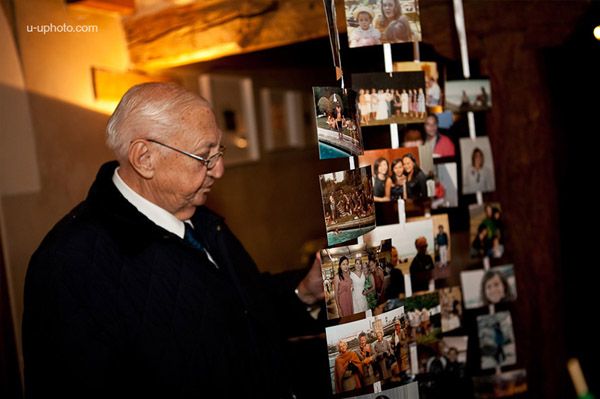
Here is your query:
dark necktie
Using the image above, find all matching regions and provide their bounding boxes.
[184,223,204,250]
[183,223,219,269]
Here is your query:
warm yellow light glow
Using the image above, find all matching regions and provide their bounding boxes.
[234,136,248,149]
[594,25,600,40]
[92,100,120,115]
[138,42,242,71]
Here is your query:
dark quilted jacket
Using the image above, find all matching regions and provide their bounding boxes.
[23,161,311,398]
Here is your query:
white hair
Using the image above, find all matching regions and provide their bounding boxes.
[106,82,210,160]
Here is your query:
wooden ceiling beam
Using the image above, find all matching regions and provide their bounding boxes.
[123,0,343,70]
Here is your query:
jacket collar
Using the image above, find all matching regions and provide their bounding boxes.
[85,161,224,249]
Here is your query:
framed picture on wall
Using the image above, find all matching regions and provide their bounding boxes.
[260,88,305,151]
[199,74,260,166]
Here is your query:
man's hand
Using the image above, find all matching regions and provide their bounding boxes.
[295,252,324,306]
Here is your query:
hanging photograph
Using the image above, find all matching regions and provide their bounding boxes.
[326,317,375,395]
[473,368,528,398]
[344,0,422,48]
[364,219,435,295]
[313,86,364,160]
[319,166,376,246]
[461,264,517,310]
[260,88,305,151]
[352,71,427,126]
[439,286,463,333]
[375,305,418,387]
[199,74,259,165]
[407,214,451,279]
[325,305,417,395]
[460,136,496,194]
[320,240,391,320]
[469,202,505,259]
[358,147,433,202]
[445,79,492,112]
[403,292,441,351]
[394,61,443,111]
[476,311,517,370]
[438,336,470,395]
[432,163,458,209]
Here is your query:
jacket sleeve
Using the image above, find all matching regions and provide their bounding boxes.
[214,221,322,338]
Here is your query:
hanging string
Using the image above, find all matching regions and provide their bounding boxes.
[452,0,470,79]
[323,0,344,88]
[452,0,483,207]
[452,0,501,378]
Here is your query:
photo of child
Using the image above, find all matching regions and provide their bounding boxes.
[461,264,517,309]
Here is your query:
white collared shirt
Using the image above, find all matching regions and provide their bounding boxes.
[112,168,219,268]
[112,167,186,238]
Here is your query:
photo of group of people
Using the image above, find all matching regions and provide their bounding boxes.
[413,334,469,397]
[445,79,492,113]
[358,147,434,202]
[405,214,452,277]
[321,240,392,320]
[460,137,496,194]
[352,72,427,126]
[319,166,376,246]
[364,219,436,295]
[394,61,443,110]
[477,311,517,370]
[461,265,517,310]
[469,202,506,259]
[344,0,422,48]
[313,86,364,160]
[326,305,423,395]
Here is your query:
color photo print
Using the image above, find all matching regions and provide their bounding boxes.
[364,219,436,296]
[460,136,496,195]
[393,61,443,111]
[439,286,463,333]
[321,240,392,320]
[460,264,517,310]
[473,368,527,398]
[469,202,505,259]
[445,79,492,113]
[353,71,426,126]
[407,213,452,275]
[326,305,417,396]
[358,146,434,202]
[476,311,517,370]
[320,166,376,246]
[313,87,364,160]
[344,0,422,49]
[432,162,458,209]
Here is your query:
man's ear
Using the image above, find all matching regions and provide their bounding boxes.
[128,139,155,179]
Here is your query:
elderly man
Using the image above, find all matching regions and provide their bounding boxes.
[23,83,323,398]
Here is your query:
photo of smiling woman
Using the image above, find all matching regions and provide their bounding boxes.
[480,270,514,306]
[373,0,421,43]
[460,137,496,194]
[460,264,517,309]
[402,153,428,199]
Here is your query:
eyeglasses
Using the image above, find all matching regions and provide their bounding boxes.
[147,139,225,170]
